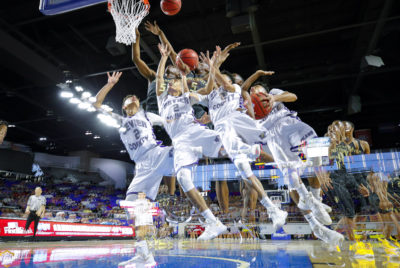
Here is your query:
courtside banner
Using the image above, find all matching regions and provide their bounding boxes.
[0,218,134,237]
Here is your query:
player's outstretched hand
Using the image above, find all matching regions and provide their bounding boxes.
[257,70,275,76]
[176,57,191,75]
[358,184,369,197]
[265,93,275,110]
[223,42,241,53]
[145,21,161,35]
[107,71,122,85]
[158,43,170,57]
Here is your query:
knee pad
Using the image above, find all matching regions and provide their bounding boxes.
[233,158,253,182]
[177,167,195,193]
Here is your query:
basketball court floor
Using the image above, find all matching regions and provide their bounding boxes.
[0,239,399,267]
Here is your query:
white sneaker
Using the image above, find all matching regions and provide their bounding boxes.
[197,219,227,241]
[118,253,156,267]
[268,207,288,232]
[312,223,344,247]
[298,193,332,225]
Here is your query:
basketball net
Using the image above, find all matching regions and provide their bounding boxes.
[108,0,150,45]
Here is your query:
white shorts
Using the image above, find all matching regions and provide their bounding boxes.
[215,112,266,161]
[259,116,317,171]
[126,146,174,201]
[172,123,222,172]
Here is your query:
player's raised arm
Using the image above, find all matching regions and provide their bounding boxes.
[196,50,219,95]
[242,70,275,92]
[269,89,297,104]
[156,43,170,96]
[93,72,122,109]
[216,42,240,68]
[132,28,156,82]
[211,47,235,92]
[145,21,178,64]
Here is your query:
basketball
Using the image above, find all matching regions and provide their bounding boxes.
[160,0,182,16]
[176,48,199,71]
[251,92,272,119]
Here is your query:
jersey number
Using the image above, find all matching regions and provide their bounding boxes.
[173,104,179,113]
[133,129,140,140]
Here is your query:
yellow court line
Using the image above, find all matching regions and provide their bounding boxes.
[157,254,250,268]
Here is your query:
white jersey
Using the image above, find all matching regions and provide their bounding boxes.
[132,199,154,226]
[258,88,298,129]
[204,84,245,123]
[119,110,159,162]
[157,91,196,138]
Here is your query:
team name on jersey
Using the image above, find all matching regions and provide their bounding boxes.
[162,96,190,110]
[128,136,150,151]
[122,119,149,134]
[209,90,236,110]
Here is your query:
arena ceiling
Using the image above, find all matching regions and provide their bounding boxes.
[0,0,399,160]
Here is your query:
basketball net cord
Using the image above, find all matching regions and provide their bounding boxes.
[108,0,150,45]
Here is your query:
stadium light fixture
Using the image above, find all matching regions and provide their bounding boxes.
[60,91,74,98]
[69,98,81,104]
[75,86,84,92]
[81,91,92,99]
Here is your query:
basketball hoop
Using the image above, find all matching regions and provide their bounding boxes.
[108,0,150,45]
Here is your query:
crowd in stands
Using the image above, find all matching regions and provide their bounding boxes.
[0,177,128,226]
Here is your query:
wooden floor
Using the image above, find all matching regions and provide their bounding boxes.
[0,239,399,267]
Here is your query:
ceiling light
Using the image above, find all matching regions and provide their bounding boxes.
[87,106,96,112]
[8,124,15,128]
[69,98,81,104]
[120,150,127,153]
[88,97,97,103]
[78,102,90,110]
[93,135,100,139]
[66,80,73,84]
[81,91,92,99]
[85,131,92,136]
[39,137,47,141]
[75,86,84,92]
[101,104,113,112]
[60,91,74,98]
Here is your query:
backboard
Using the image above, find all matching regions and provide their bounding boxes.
[39,0,107,15]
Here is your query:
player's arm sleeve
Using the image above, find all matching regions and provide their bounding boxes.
[146,112,166,126]
[269,88,285,96]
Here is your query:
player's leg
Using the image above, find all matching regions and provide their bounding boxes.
[163,176,176,195]
[233,155,287,232]
[216,180,229,214]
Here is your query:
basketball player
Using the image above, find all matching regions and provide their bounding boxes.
[156,43,231,240]
[0,120,8,145]
[24,187,46,238]
[249,84,344,245]
[191,49,288,233]
[94,71,177,259]
[132,28,176,195]
[118,192,157,267]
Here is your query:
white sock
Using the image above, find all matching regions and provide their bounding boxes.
[260,196,275,209]
[310,187,321,200]
[201,209,217,222]
[304,213,319,229]
[296,183,309,200]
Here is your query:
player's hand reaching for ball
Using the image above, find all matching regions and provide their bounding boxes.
[176,57,191,75]
[257,70,275,76]
[358,184,369,197]
[145,21,162,36]
[265,94,275,110]
[107,71,122,85]
[158,43,170,58]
